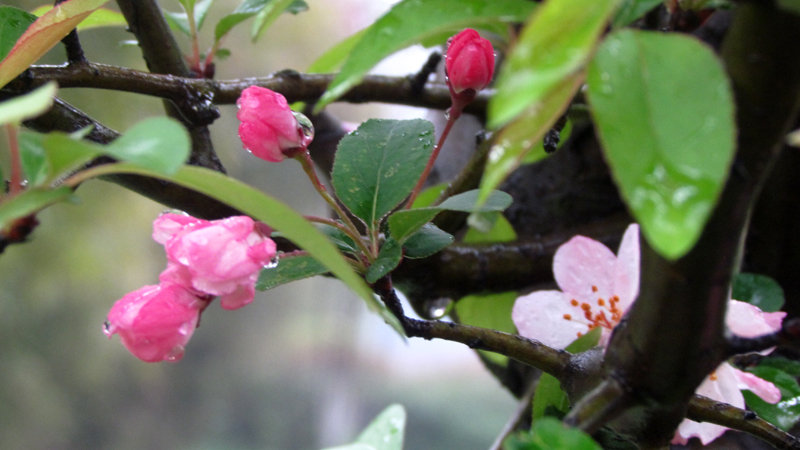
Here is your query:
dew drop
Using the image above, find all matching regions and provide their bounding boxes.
[424,298,451,319]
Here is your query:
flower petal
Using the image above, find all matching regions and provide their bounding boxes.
[512,290,591,349]
[672,363,743,445]
[553,234,618,305]
[733,367,782,404]
[726,299,786,338]
[614,224,640,311]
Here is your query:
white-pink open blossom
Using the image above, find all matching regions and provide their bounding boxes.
[153,213,277,310]
[511,224,785,446]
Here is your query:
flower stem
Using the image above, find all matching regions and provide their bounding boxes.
[405,107,461,208]
[293,151,372,257]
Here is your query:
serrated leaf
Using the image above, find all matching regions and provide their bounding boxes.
[532,328,601,420]
[744,365,800,431]
[0,0,109,88]
[256,254,328,291]
[104,117,190,175]
[0,82,55,125]
[611,0,663,28]
[488,0,621,129]
[250,0,297,42]
[0,6,37,62]
[0,186,73,231]
[388,189,512,243]
[365,238,403,284]
[77,163,402,334]
[332,119,434,230]
[31,6,126,30]
[732,272,785,312]
[315,0,536,112]
[402,223,453,259]
[586,30,735,260]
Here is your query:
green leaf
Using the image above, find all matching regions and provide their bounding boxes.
[476,72,581,210]
[307,28,367,74]
[611,0,663,28]
[332,119,435,230]
[402,223,453,258]
[214,0,270,42]
[488,0,621,129]
[522,119,572,164]
[454,291,517,365]
[744,365,800,431]
[586,30,736,260]
[732,272,785,312]
[388,189,512,243]
[76,163,402,333]
[319,225,361,255]
[325,404,406,450]
[256,254,328,291]
[0,82,56,125]
[0,0,109,88]
[315,0,536,112]
[105,117,190,175]
[250,0,297,42]
[0,186,73,231]
[365,238,403,284]
[508,417,601,450]
[164,0,214,36]
[757,357,800,377]
[532,328,601,420]
[19,130,104,187]
[0,6,37,62]
[31,6,127,30]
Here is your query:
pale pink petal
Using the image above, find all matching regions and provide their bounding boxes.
[152,213,205,245]
[512,290,592,349]
[672,363,743,445]
[732,367,782,404]
[726,299,785,338]
[613,224,640,311]
[553,235,618,305]
[219,283,256,310]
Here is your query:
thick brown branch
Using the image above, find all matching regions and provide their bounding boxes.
[12,63,488,115]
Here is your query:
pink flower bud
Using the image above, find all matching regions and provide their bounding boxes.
[154,213,277,310]
[236,86,314,162]
[104,283,205,362]
[445,29,495,96]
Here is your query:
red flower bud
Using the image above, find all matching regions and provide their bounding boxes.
[236,86,314,162]
[445,29,495,97]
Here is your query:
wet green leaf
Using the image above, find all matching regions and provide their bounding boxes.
[0,0,109,88]
[365,238,403,283]
[732,272,785,312]
[586,30,735,260]
[402,223,453,259]
[104,117,190,175]
[0,6,36,62]
[332,119,434,230]
[488,0,620,128]
[611,0,663,28]
[315,0,535,112]
[256,254,328,291]
[388,189,512,243]
[744,365,800,431]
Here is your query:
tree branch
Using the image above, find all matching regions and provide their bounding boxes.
[11,63,489,115]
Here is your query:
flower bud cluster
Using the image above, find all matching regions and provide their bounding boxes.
[105,214,276,362]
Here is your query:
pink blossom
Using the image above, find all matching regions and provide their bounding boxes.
[104,283,205,362]
[511,224,784,445]
[236,86,313,162]
[445,28,495,95]
[154,213,277,310]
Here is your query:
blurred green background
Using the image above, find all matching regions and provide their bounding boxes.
[0,1,514,448]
